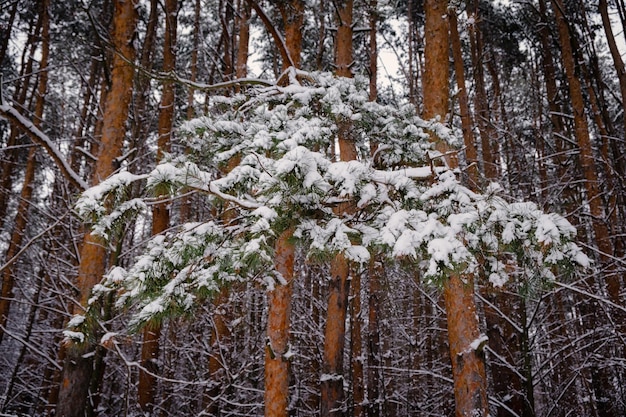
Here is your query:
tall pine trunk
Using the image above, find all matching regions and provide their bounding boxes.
[138,0,178,411]
[321,2,356,415]
[55,1,138,416]
[0,0,49,347]
[265,228,295,417]
[263,3,304,416]
[423,2,489,416]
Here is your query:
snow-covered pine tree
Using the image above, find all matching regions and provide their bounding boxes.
[66,70,589,414]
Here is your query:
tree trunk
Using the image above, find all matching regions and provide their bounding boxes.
[423,2,489,416]
[549,0,614,270]
[278,0,304,70]
[262,4,303,414]
[350,270,365,417]
[236,0,251,80]
[443,275,489,417]
[448,7,479,188]
[55,1,138,416]
[367,257,382,417]
[321,3,356,415]
[138,0,177,411]
[265,228,295,417]
[0,13,42,232]
[0,0,49,346]
[0,0,18,67]
[369,0,378,103]
[598,0,626,255]
[467,0,497,180]
[550,1,620,414]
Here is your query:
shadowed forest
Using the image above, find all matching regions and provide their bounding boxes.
[0,0,625,416]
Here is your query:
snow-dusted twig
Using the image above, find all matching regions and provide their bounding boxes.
[554,281,626,313]
[0,214,68,274]
[0,324,62,371]
[0,100,89,191]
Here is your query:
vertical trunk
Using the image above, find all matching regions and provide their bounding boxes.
[422,0,449,122]
[219,0,234,81]
[0,0,50,346]
[181,0,201,223]
[424,2,489,417]
[369,0,378,103]
[0,0,19,66]
[321,253,351,417]
[467,0,497,180]
[236,0,251,80]
[55,1,138,416]
[0,14,42,232]
[598,0,626,255]
[264,5,303,415]
[443,275,489,417]
[138,0,177,411]
[367,259,381,417]
[316,0,327,71]
[265,228,295,417]
[448,7,479,188]
[549,0,614,270]
[131,0,158,147]
[537,0,574,214]
[321,3,355,416]
[407,0,416,104]
[550,1,620,414]
[278,0,305,70]
[186,0,201,120]
[350,271,364,417]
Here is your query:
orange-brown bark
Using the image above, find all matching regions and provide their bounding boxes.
[467,0,497,180]
[265,228,295,417]
[262,6,303,415]
[0,0,49,345]
[236,0,251,80]
[321,252,351,417]
[334,0,353,78]
[550,0,613,265]
[443,275,489,417]
[321,3,356,414]
[423,2,489,416]
[422,0,449,122]
[278,0,304,70]
[448,8,479,188]
[56,1,138,416]
[138,0,177,410]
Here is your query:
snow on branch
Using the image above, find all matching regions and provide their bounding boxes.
[0,100,89,191]
[72,72,589,333]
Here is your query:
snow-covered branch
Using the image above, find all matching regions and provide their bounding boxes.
[0,101,89,191]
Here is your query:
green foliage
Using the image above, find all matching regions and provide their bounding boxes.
[69,71,588,336]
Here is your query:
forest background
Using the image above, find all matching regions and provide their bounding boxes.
[0,0,625,416]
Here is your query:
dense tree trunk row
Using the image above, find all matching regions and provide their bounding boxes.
[0,1,624,416]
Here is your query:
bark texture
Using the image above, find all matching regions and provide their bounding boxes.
[138,0,177,410]
[443,275,489,417]
[265,229,295,417]
[55,1,138,416]
[423,2,489,416]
